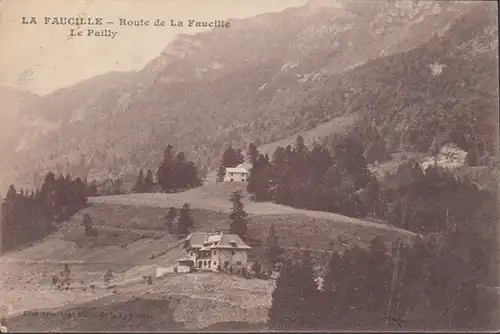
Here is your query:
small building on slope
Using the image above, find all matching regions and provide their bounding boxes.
[224,162,251,183]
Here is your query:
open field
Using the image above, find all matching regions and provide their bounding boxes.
[88,183,416,238]
[82,181,416,264]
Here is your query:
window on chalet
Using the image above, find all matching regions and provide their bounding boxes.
[231,250,235,255]
[236,261,241,265]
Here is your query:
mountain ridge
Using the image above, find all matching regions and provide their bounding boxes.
[2,0,494,192]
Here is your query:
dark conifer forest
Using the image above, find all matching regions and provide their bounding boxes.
[1,172,88,253]
[131,144,203,194]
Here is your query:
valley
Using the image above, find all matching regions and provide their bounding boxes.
[0,0,498,331]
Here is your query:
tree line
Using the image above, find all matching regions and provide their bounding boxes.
[245,134,490,235]
[268,184,498,330]
[247,135,374,216]
[132,144,202,193]
[1,171,89,253]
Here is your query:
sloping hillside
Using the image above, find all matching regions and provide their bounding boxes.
[1,178,417,329]
[5,1,479,192]
[87,182,416,239]
[318,2,498,157]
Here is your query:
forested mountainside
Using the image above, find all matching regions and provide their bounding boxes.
[2,1,496,191]
[0,87,45,190]
[319,1,498,162]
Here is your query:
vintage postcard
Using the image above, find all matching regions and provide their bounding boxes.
[0,0,499,332]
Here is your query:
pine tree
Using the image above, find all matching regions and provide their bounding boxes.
[364,236,393,313]
[296,251,321,329]
[229,190,248,239]
[220,146,237,168]
[86,180,98,197]
[295,135,306,155]
[266,223,283,267]
[82,213,93,236]
[157,145,175,192]
[6,185,16,201]
[268,260,297,330]
[177,203,194,237]
[247,154,272,201]
[248,142,259,166]
[216,164,226,183]
[144,169,155,192]
[268,253,320,330]
[236,149,245,165]
[164,206,177,231]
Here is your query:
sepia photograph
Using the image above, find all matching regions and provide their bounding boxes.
[0,0,499,331]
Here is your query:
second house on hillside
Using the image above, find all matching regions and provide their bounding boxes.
[224,162,251,182]
[180,232,252,273]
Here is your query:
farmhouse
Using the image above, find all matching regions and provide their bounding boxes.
[224,162,251,183]
[181,232,251,272]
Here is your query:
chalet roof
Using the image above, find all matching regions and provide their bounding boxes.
[186,232,251,250]
[236,162,252,170]
[185,232,218,248]
[225,167,249,174]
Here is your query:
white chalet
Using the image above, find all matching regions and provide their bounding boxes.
[224,162,251,183]
[181,232,252,272]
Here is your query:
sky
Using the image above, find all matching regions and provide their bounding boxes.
[0,0,308,96]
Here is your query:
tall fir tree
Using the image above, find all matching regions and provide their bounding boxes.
[144,169,155,192]
[266,223,283,268]
[216,164,226,183]
[133,169,145,193]
[248,142,259,166]
[296,251,321,329]
[247,154,272,201]
[295,135,307,155]
[164,206,178,231]
[229,190,248,239]
[268,253,320,330]
[177,203,194,237]
[268,260,298,330]
[157,145,175,192]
